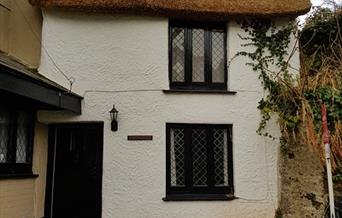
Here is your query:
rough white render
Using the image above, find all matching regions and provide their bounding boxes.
[37,10,289,218]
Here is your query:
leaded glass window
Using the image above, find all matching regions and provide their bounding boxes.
[16,112,31,163]
[171,27,185,82]
[170,128,185,187]
[166,124,233,197]
[169,21,227,90]
[0,106,34,175]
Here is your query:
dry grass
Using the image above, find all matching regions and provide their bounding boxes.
[29,0,311,18]
[294,37,342,170]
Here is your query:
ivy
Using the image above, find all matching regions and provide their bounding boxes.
[305,87,342,132]
[237,18,298,143]
[237,10,342,169]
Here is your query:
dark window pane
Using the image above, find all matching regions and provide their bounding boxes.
[170,128,185,187]
[172,27,185,82]
[192,29,205,82]
[16,112,30,163]
[192,128,207,187]
[213,128,229,187]
[212,30,225,83]
[0,108,10,163]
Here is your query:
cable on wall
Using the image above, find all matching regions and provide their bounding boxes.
[0,3,11,11]
[13,1,75,92]
[83,89,164,97]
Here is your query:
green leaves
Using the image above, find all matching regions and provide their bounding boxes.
[238,18,297,142]
[239,15,342,156]
[300,8,342,70]
[305,87,342,132]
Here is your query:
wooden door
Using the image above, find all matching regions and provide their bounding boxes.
[45,123,103,218]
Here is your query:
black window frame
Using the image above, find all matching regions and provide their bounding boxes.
[165,123,234,200]
[169,20,228,91]
[0,106,35,175]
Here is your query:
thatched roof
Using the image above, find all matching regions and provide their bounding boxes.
[30,0,311,19]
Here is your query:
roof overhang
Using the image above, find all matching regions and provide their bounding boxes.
[0,55,82,114]
[29,0,312,18]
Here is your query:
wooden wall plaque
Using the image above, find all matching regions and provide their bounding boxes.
[127,135,153,141]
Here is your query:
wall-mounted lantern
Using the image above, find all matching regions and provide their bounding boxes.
[109,104,119,131]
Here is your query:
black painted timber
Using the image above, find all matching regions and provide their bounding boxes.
[0,64,82,114]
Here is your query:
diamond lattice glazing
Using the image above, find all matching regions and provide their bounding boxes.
[192,129,207,187]
[192,29,205,82]
[16,112,29,163]
[172,28,185,82]
[0,109,9,163]
[212,31,225,83]
[213,128,229,186]
[170,128,185,187]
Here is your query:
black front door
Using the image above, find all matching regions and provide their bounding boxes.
[45,123,103,218]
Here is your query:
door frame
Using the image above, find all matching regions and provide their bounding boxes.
[44,122,104,218]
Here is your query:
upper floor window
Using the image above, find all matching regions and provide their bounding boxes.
[169,21,227,90]
[0,106,34,175]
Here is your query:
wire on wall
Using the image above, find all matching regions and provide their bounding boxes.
[0,3,11,11]
[83,89,164,97]
[13,1,75,92]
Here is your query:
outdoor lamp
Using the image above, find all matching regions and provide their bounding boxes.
[109,104,119,131]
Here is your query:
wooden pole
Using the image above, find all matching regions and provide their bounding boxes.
[322,103,335,218]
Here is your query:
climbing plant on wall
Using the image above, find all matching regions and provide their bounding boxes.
[237,7,342,171]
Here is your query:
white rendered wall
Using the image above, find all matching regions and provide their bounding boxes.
[38,10,286,218]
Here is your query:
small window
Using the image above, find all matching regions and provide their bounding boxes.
[0,106,34,175]
[169,21,227,90]
[165,124,233,200]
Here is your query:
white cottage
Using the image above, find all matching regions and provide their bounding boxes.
[1,0,311,217]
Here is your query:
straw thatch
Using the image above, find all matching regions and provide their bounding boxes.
[30,0,311,19]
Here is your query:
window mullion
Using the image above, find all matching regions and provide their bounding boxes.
[166,125,171,192]
[224,28,228,88]
[206,126,215,190]
[185,27,192,86]
[204,27,212,87]
[228,126,234,192]
[26,113,35,163]
[168,25,172,84]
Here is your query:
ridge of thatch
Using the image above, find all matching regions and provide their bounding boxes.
[30,0,311,19]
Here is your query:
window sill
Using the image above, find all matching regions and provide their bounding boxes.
[0,174,39,180]
[163,89,237,95]
[163,194,235,201]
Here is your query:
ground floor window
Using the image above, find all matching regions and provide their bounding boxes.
[165,123,233,200]
[0,106,34,175]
